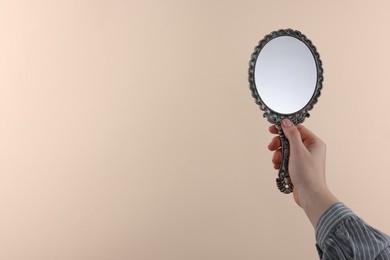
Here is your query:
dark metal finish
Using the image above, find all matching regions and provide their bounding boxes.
[275,124,293,194]
[248,29,324,194]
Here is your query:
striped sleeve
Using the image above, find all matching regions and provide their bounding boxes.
[315,203,390,259]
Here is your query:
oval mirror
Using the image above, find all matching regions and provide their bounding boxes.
[248,29,323,194]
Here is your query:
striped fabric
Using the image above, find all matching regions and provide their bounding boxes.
[315,203,390,259]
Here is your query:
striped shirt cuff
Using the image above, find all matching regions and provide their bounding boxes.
[315,202,355,249]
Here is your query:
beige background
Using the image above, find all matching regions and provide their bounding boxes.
[1,0,390,259]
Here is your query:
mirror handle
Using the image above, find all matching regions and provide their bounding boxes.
[275,124,294,194]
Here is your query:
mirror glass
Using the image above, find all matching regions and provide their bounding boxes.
[254,36,317,114]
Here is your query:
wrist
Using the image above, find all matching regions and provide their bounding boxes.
[299,187,339,228]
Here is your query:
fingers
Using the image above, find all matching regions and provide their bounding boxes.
[269,125,278,134]
[268,122,325,172]
[270,121,317,152]
[281,119,303,152]
[269,124,281,169]
[268,135,281,151]
[272,149,282,169]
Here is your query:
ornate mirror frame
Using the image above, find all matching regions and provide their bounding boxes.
[248,29,324,194]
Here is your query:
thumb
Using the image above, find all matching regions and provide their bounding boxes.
[281,119,303,152]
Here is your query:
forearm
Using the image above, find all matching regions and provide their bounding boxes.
[299,188,339,228]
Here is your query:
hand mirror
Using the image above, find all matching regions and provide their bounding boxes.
[248,29,323,194]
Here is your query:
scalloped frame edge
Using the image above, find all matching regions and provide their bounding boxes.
[248,28,324,126]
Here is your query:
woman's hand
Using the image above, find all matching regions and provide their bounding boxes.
[268,119,339,227]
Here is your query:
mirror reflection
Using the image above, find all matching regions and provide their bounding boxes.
[254,36,317,114]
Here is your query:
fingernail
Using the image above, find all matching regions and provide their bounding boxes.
[282,119,293,127]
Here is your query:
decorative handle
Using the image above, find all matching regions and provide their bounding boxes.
[275,124,294,194]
